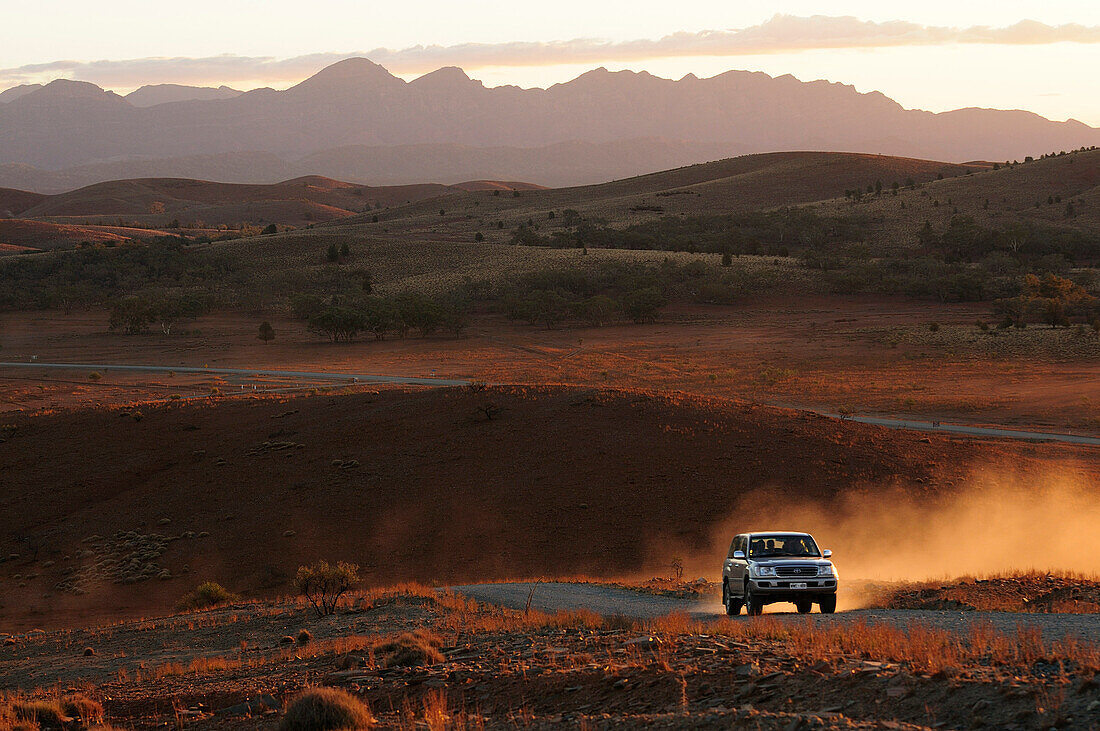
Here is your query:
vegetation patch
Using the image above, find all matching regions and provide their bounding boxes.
[177,581,239,611]
[279,687,373,731]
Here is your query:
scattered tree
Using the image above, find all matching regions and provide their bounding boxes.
[622,287,665,324]
[258,321,275,344]
[294,561,359,617]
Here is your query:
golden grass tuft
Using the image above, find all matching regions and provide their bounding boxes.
[374,630,444,668]
[280,687,373,731]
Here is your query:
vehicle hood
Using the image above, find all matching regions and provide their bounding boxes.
[751,558,832,566]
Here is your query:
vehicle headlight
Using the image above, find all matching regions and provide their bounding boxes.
[819,564,837,577]
[752,565,777,577]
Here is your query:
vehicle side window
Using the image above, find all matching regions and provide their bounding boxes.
[735,536,746,556]
[727,538,737,559]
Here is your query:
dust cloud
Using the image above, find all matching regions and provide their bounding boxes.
[687,463,1100,583]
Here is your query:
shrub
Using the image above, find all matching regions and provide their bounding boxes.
[12,700,65,727]
[295,561,359,617]
[62,695,104,725]
[374,630,445,668]
[622,287,665,324]
[297,629,313,645]
[928,322,940,332]
[574,294,617,326]
[258,321,275,343]
[280,688,373,731]
[177,581,238,611]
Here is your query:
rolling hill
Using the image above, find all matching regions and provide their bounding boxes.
[0,219,153,251]
[2,385,1082,624]
[0,186,47,217]
[319,149,1100,251]
[0,58,1096,190]
[325,151,992,234]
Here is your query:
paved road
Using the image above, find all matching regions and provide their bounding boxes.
[2,361,1097,446]
[449,582,1100,643]
[0,361,469,388]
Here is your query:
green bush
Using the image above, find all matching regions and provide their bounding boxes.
[177,581,238,611]
[622,287,666,324]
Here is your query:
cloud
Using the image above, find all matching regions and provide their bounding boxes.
[2,14,1099,91]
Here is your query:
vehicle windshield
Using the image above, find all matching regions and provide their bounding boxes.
[748,534,820,558]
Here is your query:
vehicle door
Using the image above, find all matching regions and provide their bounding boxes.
[728,535,748,593]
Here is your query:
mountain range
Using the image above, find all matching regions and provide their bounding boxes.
[1,58,1097,192]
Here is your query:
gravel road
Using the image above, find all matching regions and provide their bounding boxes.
[449,582,1100,643]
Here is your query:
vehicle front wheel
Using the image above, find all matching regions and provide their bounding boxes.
[744,584,763,616]
[795,600,812,614]
[819,595,837,614]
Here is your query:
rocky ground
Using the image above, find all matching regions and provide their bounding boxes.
[871,574,1100,614]
[2,586,1099,730]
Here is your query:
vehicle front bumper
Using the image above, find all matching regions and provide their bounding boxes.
[750,578,837,598]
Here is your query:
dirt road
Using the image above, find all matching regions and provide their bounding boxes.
[0,361,469,387]
[449,582,1100,642]
[4,360,1099,445]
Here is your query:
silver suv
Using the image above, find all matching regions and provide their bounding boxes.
[722,531,838,615]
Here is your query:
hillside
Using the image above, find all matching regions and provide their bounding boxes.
[813,148,1100,245]
[0,59,1096,187]
[21,177,451,224]
[1,386,1091,627]
[0,219,179,251]
[0,186,47,216]
[322,149,1100,253]
[326,151,990,235]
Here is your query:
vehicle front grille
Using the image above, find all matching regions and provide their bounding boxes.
[774,565,818,577]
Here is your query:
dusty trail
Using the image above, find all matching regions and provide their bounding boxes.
[449,582,1100,643]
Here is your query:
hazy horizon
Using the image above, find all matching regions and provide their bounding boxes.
[2,3,1099,125]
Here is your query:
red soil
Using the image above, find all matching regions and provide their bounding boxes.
[1,385,1095,631]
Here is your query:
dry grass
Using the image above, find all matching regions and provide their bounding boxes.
[635,613,1100,676]
[280,687,374,731]
[0,693,104,730]
[402,690,484,731]
[867,571,1100,613]
[374,630,444,668]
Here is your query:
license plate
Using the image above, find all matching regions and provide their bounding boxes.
[790,582,808,589]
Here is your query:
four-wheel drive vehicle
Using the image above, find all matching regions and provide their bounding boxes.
[722,531,838,616]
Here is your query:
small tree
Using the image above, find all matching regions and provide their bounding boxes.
[575,295,616,326]
[326,244,340,263]
[295,561,359,617]
[340,242,350,259]
[258,321,275,344]
[109,295,155,334]
[622,287,665,324]
[261,223,278,235]
[308,306,365,342]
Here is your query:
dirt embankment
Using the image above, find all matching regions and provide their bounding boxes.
[1,386,1097,630]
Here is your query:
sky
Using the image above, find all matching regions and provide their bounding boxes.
[2,1,1099,125]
